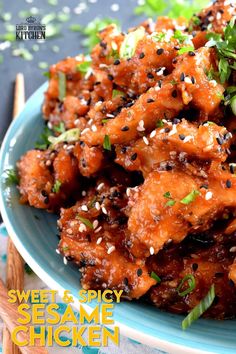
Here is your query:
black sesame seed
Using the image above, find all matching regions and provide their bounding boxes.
[164,127,170,133]
[216,136,224,145]
[174,46,180,50]
[172,90,177,98]
[108,74,114,81]
[81,158,87,168]
[131,153,137,161]
[173,118,180,125]
[41,190,48,197]
[180,72,185,82]
[188,51,196,56]
[200,184,209,189]
[121,126,129,131]
[139,52,145,59]
[94,81,101,86]
[114,59,120,65]
[44,196,49,204]
[125,102,134,108]
[137,268,143,277]
[192,263,198,271]
[179,134,185,140]
[230,165,235,174]
[157,48,164,55]
[147,98,155,103]
[100,41,107,49]
[191,76,196,84]
[121,147,127,154]
[124,277,129,286]
[229,279,235,287]
[158,80,162,88]
[147,72,154,79]
[172,58,178,64]
[226,179,232,188]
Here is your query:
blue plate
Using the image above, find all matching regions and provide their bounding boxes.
[0,83,235,354]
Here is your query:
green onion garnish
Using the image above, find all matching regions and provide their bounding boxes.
[180,190,200,205]
[182,284,215,330]
[54,122,66,134]
[177,274,196,297]
[77,216,94,229]
[150,271,161,283]
[120,27,145,59]
[58,71,66,101]
[77,61,92,74]
[163,191,171,199]
[178,46,195,55]
[4,168,19,186]
[156,119,164,128]
[231,95,236,116]
[103,135,111,151]
[112,89,124,98]
[165,200,176,207]
[52,180,62,193]
[35,126,53,150]
[48,128,80,148]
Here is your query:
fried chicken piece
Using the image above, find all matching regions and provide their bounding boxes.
[17,148,80,211]
[73,143,104,177]
[82,47,224,146]
[148,230,236,318]
[127,168,236,258]
[190,0,236,34]
[116,119,231,176]
[58,181,155,299]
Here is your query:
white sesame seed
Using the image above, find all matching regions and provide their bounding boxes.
[154,86,160,91]
[102,206,108,215]
[81,205,88,212]
[91,124,97,132]
[209,80,217,87]
[168,125,177,136]
[79,223,87,233]
[63,257,68,265]
[93,220,99,229]
[97,182,104,191]
[107,245,116,254]
[95,202,101,210]
[47,121,53,129]
[94,226,102,233]
[126,188,131,197]
[56,249,60,254]
[183,135,193,143]
[150,246,155,255]
[184,77,192,84]
[216,12,222,20]
[143,136,149,145]
[205,191,213,200]
[150,130,156,138]
[230,247,236,253]
[74,119,79,125]
[46,160,51,166]
[106,113,115,118]
[81,128,90,135]
[82,190,86,196]
[96,237,103,245]
[137,120,145,132]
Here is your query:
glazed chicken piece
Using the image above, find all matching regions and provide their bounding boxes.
[189,0,236,34]
[127,167,236,258]
[17,148,80,211]
[82,47,224,146]
[58,180,155,299]
[116,119,231,176]
[147,229,236,318]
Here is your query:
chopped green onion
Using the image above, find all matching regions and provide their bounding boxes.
[178,46,195,55]
[38,61,48,69]
[58,72,66,101]
[54,122,65,134]
[52,180,62,193]
[12,48,33,61]
[35,126,53,150]
[163,191,171,199]
[180,190,200,205]
[48,0,58,5]
[182,285,215,330]
[88,196,96,209]
[156,119,164,128]
[77,61,92,74]
[120,27,145,59]
[112,89,124,98]
[4,169,19,186]
[230,95,236,116]
[165,200,176,207]
[150,271,161,283]
[173,30,190,43]
[57,12,70,23]
[77,216,93,229]
[177,274,196,297]
[69,24,82,32]
[103,135,111,151]
[48,128,80,148]
[43,72,50,79]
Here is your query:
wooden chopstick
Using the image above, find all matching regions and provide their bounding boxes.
[1,74,48,354]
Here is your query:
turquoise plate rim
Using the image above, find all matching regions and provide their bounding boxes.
[0,82,236,354]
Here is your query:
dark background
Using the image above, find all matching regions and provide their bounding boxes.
[0,0,144,144]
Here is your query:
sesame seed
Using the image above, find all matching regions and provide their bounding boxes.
[157,48,164,55]
[93,220,99,229]
[95,202,101,210]
[56,249,60,254]
[172,90,177,98]
[188,51,195,56]
[63,257,68,265]
[139,52,145,59]
[180,72,185,81]
[121,126,129,131]
[97,182,104,191]
[107,245,116,254]
[102,206,108,215]
[192,263,198,271]
[96,237,103,245]
[147,72,154,79]
[205,191,213,200]
[131,152,137,161]
[150,246,155,255]
[137,268,143,276]
[79,224,87,233]
[191,76,196,84]
[137,120,145,132]
[179,134,185,140]
[184,77,192,84]
[216,136,224,145]
[106,113,115,118]
[81,205,88,212]
[114,59,120,65]
[92,124,98,132]
[230,246,236,252]
[108,74,114,81]
[143,136,149,145]
[183,136,193,143]
[216,12,222,20]
[226,180,232,188]
[147,98,155,103]
[82,190,86,196]
[95,226,102,233]
[150,130,156,138]
[126,188,131,197]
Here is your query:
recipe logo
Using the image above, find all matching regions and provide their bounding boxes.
[16,16,46,40]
